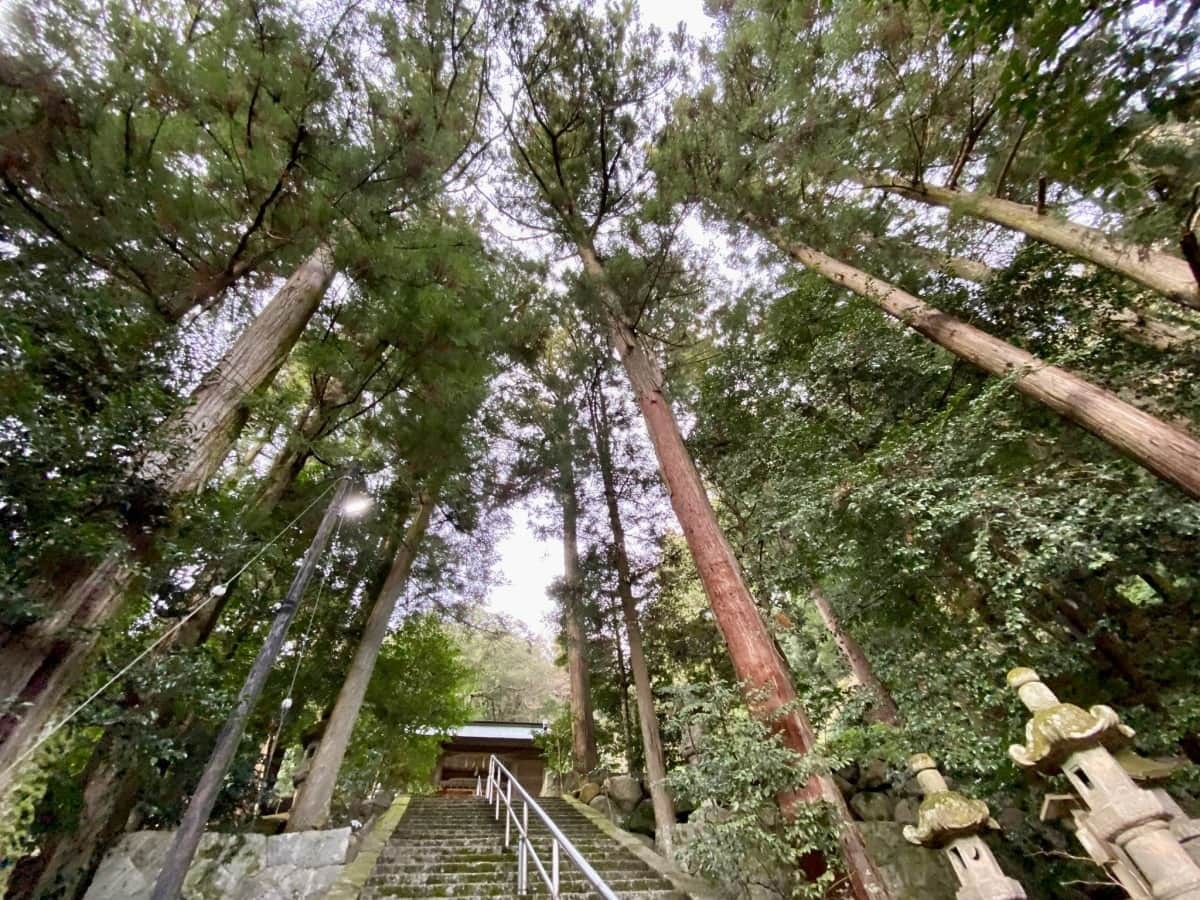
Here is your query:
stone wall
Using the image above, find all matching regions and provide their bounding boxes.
[858,822,959,899]
[570,762,961,899]
[575,773,661,840]
[84,827,351,900]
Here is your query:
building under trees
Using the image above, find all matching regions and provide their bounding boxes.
[0,0,1198,897]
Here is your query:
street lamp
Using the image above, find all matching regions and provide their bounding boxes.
[150,465,361,900]
[342,494,373,517]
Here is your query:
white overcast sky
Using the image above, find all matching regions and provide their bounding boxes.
[638,0,714,35]
[483,0,713,636]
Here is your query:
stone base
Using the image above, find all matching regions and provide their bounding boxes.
[858,822,959,899]
[84,827,351,900]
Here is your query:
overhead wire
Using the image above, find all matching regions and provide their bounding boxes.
[0,476,347,786]
[255,513,346,809]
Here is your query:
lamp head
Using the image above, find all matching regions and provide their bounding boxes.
[342,494,373,517]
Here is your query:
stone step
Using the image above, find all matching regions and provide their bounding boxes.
[363,885,685,898]
[361,796,684,900]
[369,896,684,900]
[369,878,676,892]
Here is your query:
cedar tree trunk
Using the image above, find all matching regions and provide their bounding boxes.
[0,245,336,796]
[810,588,900,727]
[576,242,890,899]
[560,455,600,777]
[758,227,1200,499]
[588,380,677,854]
[875,179,1200,311]
[284,486,437,831]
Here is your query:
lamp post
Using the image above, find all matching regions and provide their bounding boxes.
[151,467,360,899]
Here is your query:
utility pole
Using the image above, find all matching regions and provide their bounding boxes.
[150,468,359,899]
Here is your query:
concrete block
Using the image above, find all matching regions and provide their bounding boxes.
[265,827,351,868]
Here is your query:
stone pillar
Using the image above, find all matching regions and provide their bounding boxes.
[1007,667,1200,900]
[1153,790,1200,868]
[902,754,1026,900]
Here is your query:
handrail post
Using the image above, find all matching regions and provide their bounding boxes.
[505,778,513,848]
[477,753,619,900]
[519,801,529,895]
[552,839,560,898]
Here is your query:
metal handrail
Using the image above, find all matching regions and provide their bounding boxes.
[477,754,619,899]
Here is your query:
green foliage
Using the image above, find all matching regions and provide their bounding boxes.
[452,612,567,722]
[335,614,473,809]
[642,535,731,691]
[920,0,1200,193]
[534,707,574,777]
[0,730,74,892]
[671,238,1200,893]
[665,683,841,899]
[2,1,1200,898]
[498,0,677,243]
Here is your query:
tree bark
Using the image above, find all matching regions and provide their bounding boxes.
[939,254,997,284]
[284,486,437,832]
[809,588,900,727]
[864,233,998,284]
[1102,308,1199,352]
[141,245,338,496]
[608,613,637,775]
[0,245,336,798]
[873,179,1200,311]
[4,728,140,900]
[560,454,600,777]
[575,242,890,899]
[895,235,1200,352]
[587,379,677,854]
[235,421,279,475]
[755,223,1200,500]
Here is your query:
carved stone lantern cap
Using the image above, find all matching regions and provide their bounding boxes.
[910,753,938,773]
[903,753,998,848]
[1006,667,1134,772]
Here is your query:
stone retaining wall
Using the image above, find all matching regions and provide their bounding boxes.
[83,827,351,900]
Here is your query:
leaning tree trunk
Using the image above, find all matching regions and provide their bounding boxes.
[893,235,1200,352]
[873,179,1200,311]
[0,245,336,798]
[560,456,600,777]
[575,242,890,900]
[809,588,900,727]
[235,421,279,476]
[284,486,438,832]
[751,222,1200,500]
[254,341,386,512]
[587,380,677,854]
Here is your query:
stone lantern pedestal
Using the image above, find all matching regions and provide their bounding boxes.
[1007,667,1200,900]
[902,754,1026,900]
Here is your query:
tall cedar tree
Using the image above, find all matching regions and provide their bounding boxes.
[496,1,888,894]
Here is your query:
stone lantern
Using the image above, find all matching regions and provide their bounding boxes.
[903,753,1026,900]
[1007,667,1200,899]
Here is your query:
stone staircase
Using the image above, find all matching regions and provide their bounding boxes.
[359,795,688,898]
